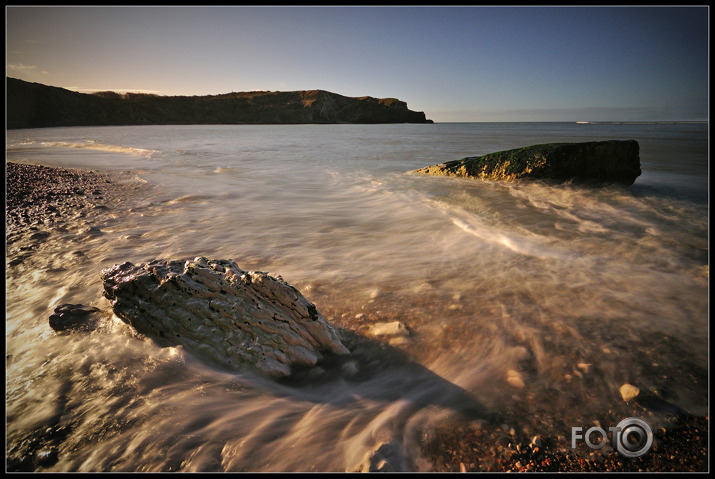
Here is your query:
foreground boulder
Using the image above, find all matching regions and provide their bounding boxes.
[101,257,349,378]
[413,140,641,185]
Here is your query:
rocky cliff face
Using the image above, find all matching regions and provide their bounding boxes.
[101,257,350,378]
[413,140,641,185]
[7,77,432,128]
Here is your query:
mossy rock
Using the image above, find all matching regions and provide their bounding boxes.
[413,140,641,185]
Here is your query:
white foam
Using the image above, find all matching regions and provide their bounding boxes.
[39,140,158,158]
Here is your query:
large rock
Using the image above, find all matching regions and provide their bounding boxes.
[101,257,349,378]
[413,140,641,185]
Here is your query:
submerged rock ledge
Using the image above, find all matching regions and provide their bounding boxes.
[412,140,641,185]
[101,257,349,378]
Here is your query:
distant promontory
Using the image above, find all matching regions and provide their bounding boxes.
[6,77,433,129]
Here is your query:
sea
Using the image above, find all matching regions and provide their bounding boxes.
[5,122,709,471]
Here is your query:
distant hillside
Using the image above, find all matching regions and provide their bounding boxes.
[6,77,433,129]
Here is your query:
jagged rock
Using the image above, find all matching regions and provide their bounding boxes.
[49,303,100,332]
[413,140,641,185]
[100,257,349,378]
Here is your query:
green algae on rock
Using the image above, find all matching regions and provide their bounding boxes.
[413,140,641,185]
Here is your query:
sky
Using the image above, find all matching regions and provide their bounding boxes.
[5,5,710,122]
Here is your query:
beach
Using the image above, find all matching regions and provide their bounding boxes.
[6,159,708,472]
[6,123,709,472]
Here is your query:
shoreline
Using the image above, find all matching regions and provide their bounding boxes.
[6,161,152,270]
[5,161,709,472]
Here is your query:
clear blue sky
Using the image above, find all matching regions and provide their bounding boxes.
[5,5,709,122]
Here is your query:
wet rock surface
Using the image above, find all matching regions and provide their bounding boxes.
[101,257,350,378]
[7,162,113,234]
[49,303,101,332]
[6,162,145,271]
[413,140,641,185]
[6,162,156,286]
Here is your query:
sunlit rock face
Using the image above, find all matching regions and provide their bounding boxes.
[413,140,641,185]
[101,257,349,378]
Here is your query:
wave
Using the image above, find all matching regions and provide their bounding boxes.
[38,140,158,158]
[447,213,571,260]
[165,194,215,205]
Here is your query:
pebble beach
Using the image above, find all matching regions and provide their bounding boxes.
[6,160,708,472]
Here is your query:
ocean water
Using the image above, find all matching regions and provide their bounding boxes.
[6,122,709,471]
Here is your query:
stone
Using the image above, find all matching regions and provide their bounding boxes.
[358,441,407,472]
[341,360,360,377]
[367,321,410,338]
[29,231,51,241]
[101,257,349,378]
[506,369,526,389]
[413,140,641,185]
[577,362,592,374]
[619,383,641,403]
[83,226,103,235]
[49,303,100,332]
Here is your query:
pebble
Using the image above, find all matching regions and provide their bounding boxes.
[368,321,409,338]
[577,363,591,374]
[83,226,103,235]
[29,231,51,240]
[619,383,640,403]
[35,449,58,467]
[506,369,525,389]
[341,360,359,377]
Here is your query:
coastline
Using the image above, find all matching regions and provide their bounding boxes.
[6,161,153,271]
[5,161,709,472]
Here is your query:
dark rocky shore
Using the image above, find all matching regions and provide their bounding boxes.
[7,162,113,232]
[6,161,153,275]
[6,162,708,472]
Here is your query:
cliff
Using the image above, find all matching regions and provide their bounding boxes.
[412,140,641,185]
[6,77,432,129]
